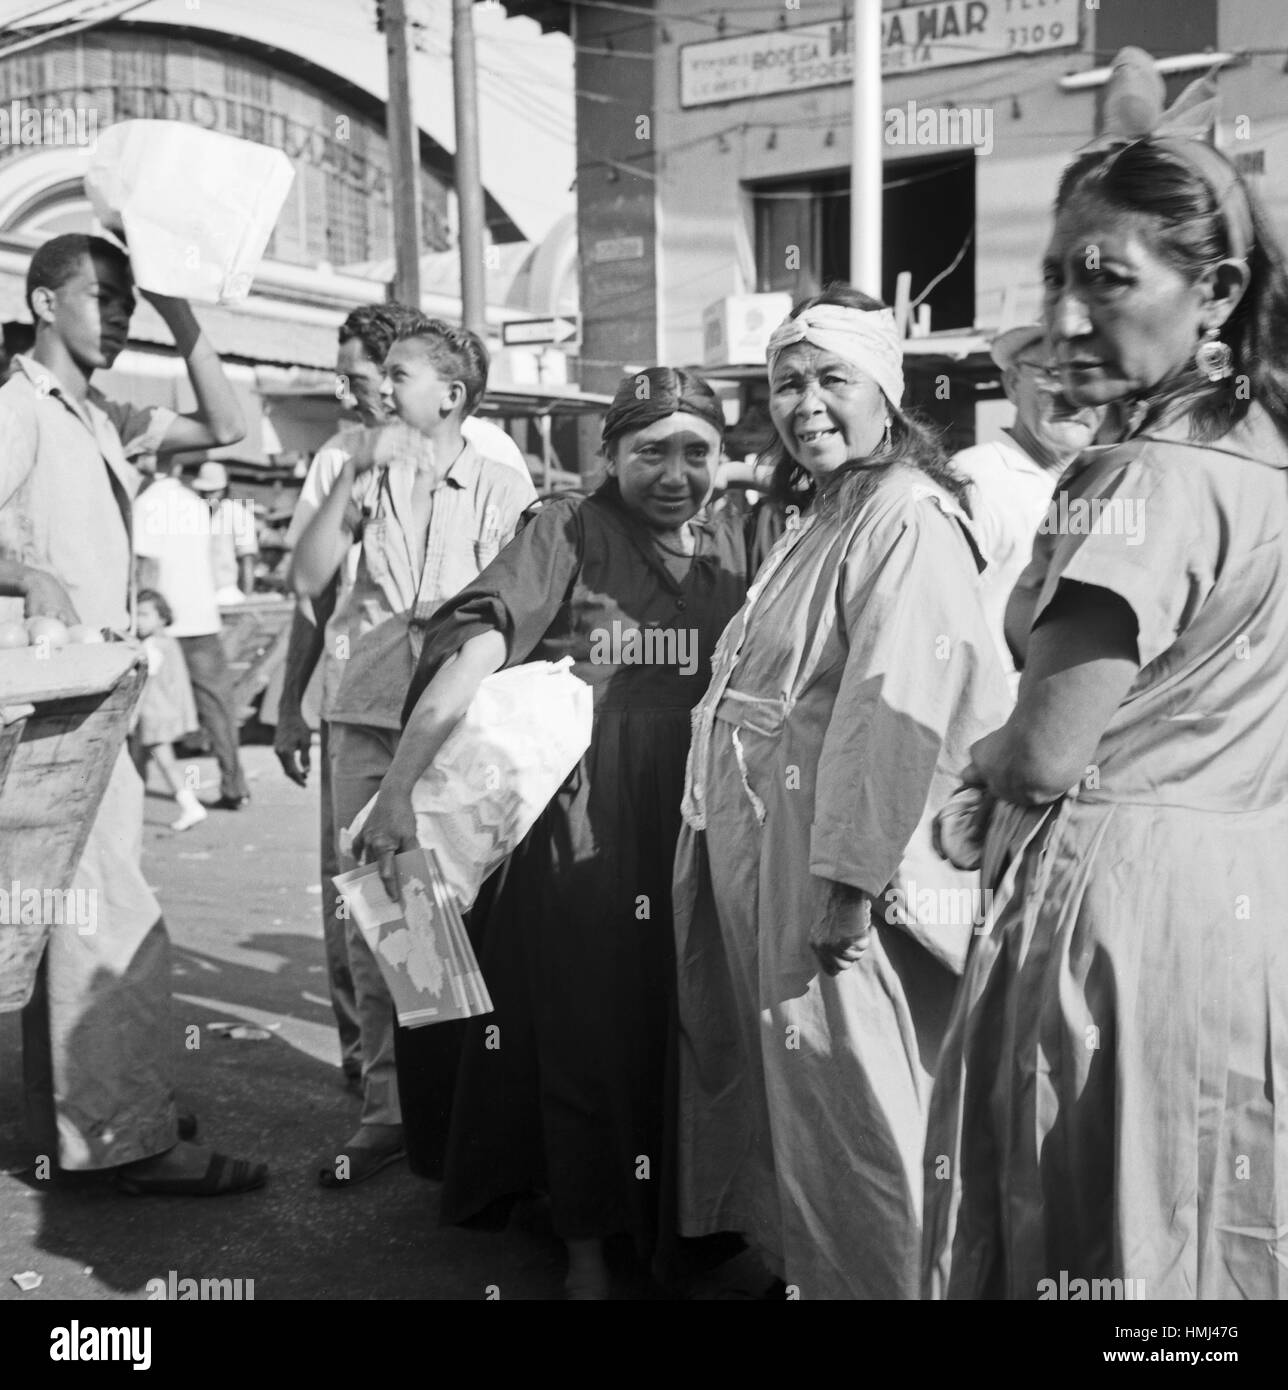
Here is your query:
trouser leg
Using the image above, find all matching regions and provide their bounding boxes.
[329,722,402,1128]
[178,633,248,801]
[21,751,178,1170]
[319,721,361,1077]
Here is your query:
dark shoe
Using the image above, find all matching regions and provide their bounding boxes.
[682,1248,779,1301]
[206,794,250,811]
[177,1111,198,1141]
[114,1151,267,1197]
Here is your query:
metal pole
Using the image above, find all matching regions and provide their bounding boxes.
[453,0,488,336]
[849,0,883,298]
[539,414,552,491]
[383,0,422,308]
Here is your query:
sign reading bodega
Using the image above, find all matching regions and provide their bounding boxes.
[679,0,1079,108]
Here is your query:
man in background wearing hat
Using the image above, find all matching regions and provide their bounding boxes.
[134,460,250,809]
[192,460,258,605]
[951,323,1104,686]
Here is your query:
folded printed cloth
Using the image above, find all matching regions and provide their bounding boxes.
[932,782,994,871]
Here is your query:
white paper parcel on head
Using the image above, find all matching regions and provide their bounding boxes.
[85,119,295,305]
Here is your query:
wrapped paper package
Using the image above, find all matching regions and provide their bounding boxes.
[85,120,295,305]
[344,657,594,913]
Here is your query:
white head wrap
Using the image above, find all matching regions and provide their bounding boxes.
[765,303,905,409]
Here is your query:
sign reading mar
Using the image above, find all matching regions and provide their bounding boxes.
[679,0,1080,108]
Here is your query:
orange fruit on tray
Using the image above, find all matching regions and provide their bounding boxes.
[25,615,70,649]
[0,619,29,649]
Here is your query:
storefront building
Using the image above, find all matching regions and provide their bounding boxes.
[509,0,1288,446]
[0,15,579,465]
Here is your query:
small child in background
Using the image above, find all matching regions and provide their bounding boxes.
[132,588,206,831]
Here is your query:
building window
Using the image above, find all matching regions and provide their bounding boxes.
[111,41,165,89]
[0,32,453,274]
[753,173,850,299]
[0,54,48,101]
[325,175,370,266]
[751,152,975,331]
[884,153,974,331]
[302,164,329,264]
[224,60,271,105]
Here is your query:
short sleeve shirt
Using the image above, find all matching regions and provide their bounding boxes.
[210,496,258,599]
[0,354,176,631]
[952,436,1059,683]
[132,477,222,637]
[284,427,365,716]
[1019,405,1288,809]
[327,431,537,728]
[287,419,536,723]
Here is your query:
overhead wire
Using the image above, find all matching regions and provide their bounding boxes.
[0,0,101,30]
[415,28,577,135]
[0,0,153,60]
[910,227,973,307]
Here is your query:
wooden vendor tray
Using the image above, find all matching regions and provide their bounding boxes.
[0,643,147,1012]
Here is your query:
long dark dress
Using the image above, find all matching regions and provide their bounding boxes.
[398,482,748,1258]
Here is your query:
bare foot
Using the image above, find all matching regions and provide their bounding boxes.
[564,1237,611,1300]
[340,1123,404,1153]
[316,1125,406,1188]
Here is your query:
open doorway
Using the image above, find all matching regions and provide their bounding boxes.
[751,150,975,332]
[883,151,974,331]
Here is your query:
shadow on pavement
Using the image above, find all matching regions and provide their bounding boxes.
[1,930,566,1301]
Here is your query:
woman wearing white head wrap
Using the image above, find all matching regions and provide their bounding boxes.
[672,285,1010,1298]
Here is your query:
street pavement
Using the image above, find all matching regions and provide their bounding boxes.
[0,741,569,1302]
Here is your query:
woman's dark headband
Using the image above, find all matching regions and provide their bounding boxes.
[602,393,725,449]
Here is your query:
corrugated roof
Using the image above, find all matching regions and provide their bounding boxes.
[136,303,342,371]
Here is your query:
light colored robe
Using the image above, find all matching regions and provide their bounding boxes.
[673,466,1011,1299]
[924,406,1288,1300]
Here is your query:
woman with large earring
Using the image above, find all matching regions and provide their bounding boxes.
[924,133,1288,1299]
[672,285,1010,1299]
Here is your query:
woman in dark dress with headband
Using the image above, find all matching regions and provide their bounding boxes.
[356,368,748,1298]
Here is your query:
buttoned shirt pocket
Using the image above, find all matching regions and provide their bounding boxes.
[360,515,395,587]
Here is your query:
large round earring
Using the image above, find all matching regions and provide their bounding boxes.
[1195,328,1233,382]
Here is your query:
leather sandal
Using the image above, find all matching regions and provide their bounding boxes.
[114,1152,268,1197]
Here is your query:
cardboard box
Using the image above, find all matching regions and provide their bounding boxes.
[701,293,792,366]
